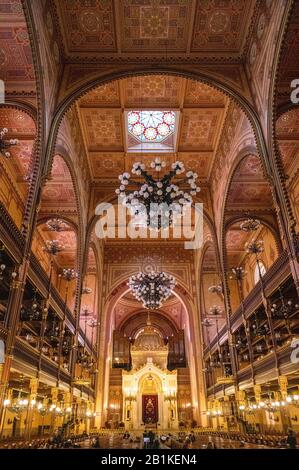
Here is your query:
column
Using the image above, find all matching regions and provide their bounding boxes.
[50,387,59,434]
[0,269,28,428]
[235,390,246,433]
[253,384,263,433]
[24,378,39,439]
[279,376,290,432]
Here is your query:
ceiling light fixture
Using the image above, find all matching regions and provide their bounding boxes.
[46,218,67,232]
[240,217,261,232]
[128,271,176,309]
[116,158,200,230]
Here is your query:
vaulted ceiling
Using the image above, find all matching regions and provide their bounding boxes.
[75,75,229,184]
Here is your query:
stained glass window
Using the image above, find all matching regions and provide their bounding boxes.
[128,110,176,143]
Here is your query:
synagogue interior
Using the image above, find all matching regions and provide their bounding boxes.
[0,0,299,450]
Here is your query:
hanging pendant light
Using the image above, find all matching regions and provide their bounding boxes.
[128,271,176,309]
[116,158,200,230]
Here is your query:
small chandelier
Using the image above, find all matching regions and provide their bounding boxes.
[128,271,176,309]
[0,128,19,158]
[209,305,222,316]
[60,268,78,281]
[43,239,65,256]
[46,218,66,232]
[208,284,222,294]
[8,398,29,414]
[202,318,213,328]
[116,158,200,230]
[229,266,247,281]
[82,286,93,295]
[245,239,264,255]
[240,217,260,232]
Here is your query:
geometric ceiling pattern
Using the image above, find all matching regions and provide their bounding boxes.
[226,154,273,209]
[0,0,36,96]
[40,154,77,213]
[53,0,257,60]
[276,109,299,176]
[38,221,78,268]
[77,75,229,182]
[225,154,275,268]
[0,107,36,186]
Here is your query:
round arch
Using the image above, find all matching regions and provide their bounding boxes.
[96,277,205,427]
[42,69,272,187]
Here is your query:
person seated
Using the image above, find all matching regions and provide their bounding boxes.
[286,429,297,449]
[92,436,101,448]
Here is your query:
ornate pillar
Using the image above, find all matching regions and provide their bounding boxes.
[24,378,39,439]
[50,387,59,434]
[278,375,288,400]
[0,262,29,427]
[278,376,290,432]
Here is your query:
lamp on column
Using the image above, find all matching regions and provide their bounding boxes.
[56,268,78,381]
[73,307,93,386]
[229,266,247,301]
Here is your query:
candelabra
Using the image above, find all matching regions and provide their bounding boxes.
[164,390,177,402]
[229,266,247,281]
[56,268,78,381]
[125,391,137,404]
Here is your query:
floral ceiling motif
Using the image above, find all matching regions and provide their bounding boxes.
[53,0,257,60]
[0,0,36,94]
[77,75,229,182]
[226,155,272,208]
[277,109,299,177]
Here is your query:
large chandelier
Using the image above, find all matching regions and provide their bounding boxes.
[116,158,200,230]
[128,271,176,309]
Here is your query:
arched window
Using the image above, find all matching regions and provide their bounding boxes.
[254,261,266,285]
